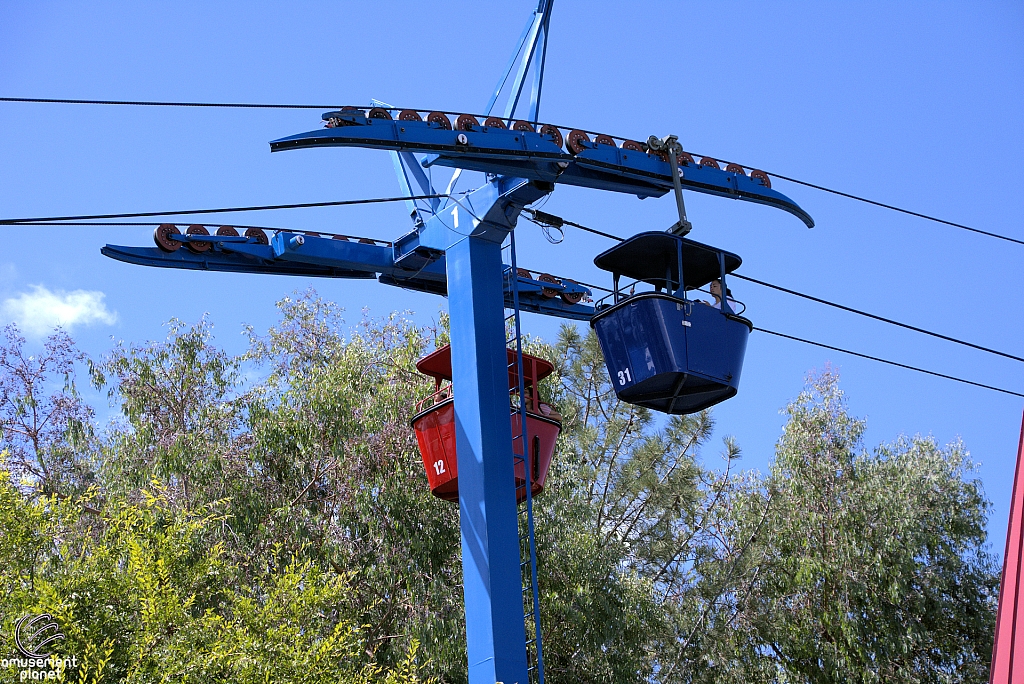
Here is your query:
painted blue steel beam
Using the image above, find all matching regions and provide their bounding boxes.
[102,231,595,321]
[447,227,530,684]
[415,176,549,250]
[501,6,544,121]
[269,112,814,228]
[440,0,554,206]
[371,98,439,225]
[526,3,553,123]
[478,0,555,124]
[100,242,379,279]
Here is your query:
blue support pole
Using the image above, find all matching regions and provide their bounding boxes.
[447,231,530,684]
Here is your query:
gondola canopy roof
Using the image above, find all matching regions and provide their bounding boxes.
[593,231,742,289]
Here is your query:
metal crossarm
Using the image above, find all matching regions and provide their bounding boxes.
[269,111,813,228]
[103,228,595,321]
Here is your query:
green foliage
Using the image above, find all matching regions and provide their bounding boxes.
[92,316,240,506]
[532,324,730,681]
[0,473,430,683]
[0,325,96,498]
[682,368,998,683]
[238,293,464,677]
[0,293,998,683]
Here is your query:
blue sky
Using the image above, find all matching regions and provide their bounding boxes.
[1,1,1022,551]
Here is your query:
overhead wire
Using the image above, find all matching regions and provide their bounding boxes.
[762,171,1024,247]
[11,205,1019,397]
[535,209,1022,361]
[756,328,1024,399]
[0,194,449,225]
[3,97,1020,392]
[10,220,295,229]
[3,95,1020,245]
[730,273,1024,364]
[530,210,1024,396]
[522,214,564,244]
[0,96,339,109]
[2,195,1015,365]
[12,202,1017,366]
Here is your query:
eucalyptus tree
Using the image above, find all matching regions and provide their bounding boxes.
[678,369,998,683]
[0,294,1000,683]
[0,325,95,498]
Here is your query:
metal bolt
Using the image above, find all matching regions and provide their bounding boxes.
[457,133,469,145]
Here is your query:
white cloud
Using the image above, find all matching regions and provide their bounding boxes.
[1,285,118,337]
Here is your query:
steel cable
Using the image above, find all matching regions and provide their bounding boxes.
[544,211,1024,364]
[0,96,339,109]
[756,328,1024,398]
[730,273,1024,363]
[0,194,449,224]
[3,95,1019,245]
[764,172,1024,247]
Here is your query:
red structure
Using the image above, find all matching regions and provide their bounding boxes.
[411,345,561,503]
[993,412,1024,683]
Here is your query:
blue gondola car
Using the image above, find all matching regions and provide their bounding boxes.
[590,231,753,414]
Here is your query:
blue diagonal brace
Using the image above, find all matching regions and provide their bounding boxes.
[373,98,440,224]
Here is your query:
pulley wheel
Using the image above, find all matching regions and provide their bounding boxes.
[332,235,350,241]
[244,227,269,245]
[537,273,560,298]
[483,117,507,129]
[154,223,182,252]
[594,134,615,147]
[750,169,771,188]
[516,268,532,279]
[559,280,584,304]
[368,107,392,120]
[512,120,534,132]
[725,163,746,175]
[216,226,239,237]
[358,238,376,244]
[677,152,695,166]
[398,109,422,121]
[427,112,452,130]
[650,149,668,162]
[699,157,721,170]
[304,231,321,237]
[566,129,590,154]
[621,140,644,151]
[185,224,211,253]
[455,114,479,131]
[539,124,563,149]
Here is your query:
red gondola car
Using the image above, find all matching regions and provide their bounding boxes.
[411,344,561,503]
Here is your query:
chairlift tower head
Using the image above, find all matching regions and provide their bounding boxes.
[99,2,813,680]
